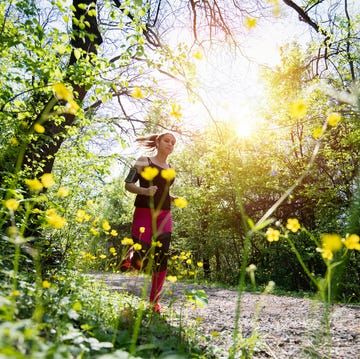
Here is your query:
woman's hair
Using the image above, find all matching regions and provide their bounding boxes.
[135,132,176,150]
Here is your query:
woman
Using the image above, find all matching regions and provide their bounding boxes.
[123,132,177,312]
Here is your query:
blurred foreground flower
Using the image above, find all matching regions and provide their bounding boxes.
[25,178,43,192]
[5,199,20,211]
[174,197,188,208]
[289,100,307,119]
[161,168,176,181]
[327,112,341,127]
[141,166,159,181]
[53,83,74,102]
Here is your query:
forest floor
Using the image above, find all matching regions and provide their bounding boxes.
[90,272,360,359]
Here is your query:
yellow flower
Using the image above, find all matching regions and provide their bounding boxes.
[5,198,20,211]
[139,226,145,233]
[327,112,341,127]
[25,178,43,192]
[320,248,333,261]
[131,86,144,99]
[34,123,45,133]
[167,275,177,283]
[53,83,74,102]
[197,262,203,268]
[286,218,300,233]
[109,247,116,253]
[245,17,257,29]
[76,209,86,222]
[42,280,51,289]
[141,166,159,181]
[133,243,142,251]
[99,254,106,259]
[313,127,323,139]
[86,200,94,206]
[102,220,111,231]
[45,209,67,229]
[41,173,55,188]
[174,197,188,208]
[10,137,18,145]
[90,228,100,236]
[266,227,280,242]
[343,234,360,250]
[170,103,182,119]
[11,290,21,297]
[57,187,70,197]
[121,237,134,246]
[289,100,307,119]
[161,168,176,181]
[321,233,343,252]
[110,229,118,236]
[192,49,203,60]
[65,100,80,115]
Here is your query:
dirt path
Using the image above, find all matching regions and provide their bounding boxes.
[91,272,360,359]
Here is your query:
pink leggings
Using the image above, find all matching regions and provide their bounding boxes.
[131,208,172,272]
[131,207,172,244]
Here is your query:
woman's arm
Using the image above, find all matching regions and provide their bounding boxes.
[125,156,158,196]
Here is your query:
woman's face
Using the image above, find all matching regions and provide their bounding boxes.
[158,134,176,154]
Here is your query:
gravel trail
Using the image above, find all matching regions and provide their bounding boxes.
[91,272,360,359]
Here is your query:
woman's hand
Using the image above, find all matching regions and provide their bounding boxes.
[147,185,158,196]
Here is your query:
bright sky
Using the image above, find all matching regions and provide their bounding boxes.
[185,5,312,138]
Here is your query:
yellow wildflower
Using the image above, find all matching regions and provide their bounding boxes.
[131,86,144,99]
[161,168,176,181]
[5,198,20,211]
[41,173,55,188]
[65,100,80,115]
[76,209,86,222]
[10,137,18,145]
[327,112,341,127]
[245,17,257,29]
[139,226,145,233]
[266,227,280,242]
[99,254,106,259]
[57,187,70,197]
[109,247,116,253]
[197,262,203,267]
[141,166,159,181]
[167,275,177,283]
[174,197,188,208]
[42,280,51,289]
[289,100,307,119]
[45,209,67,229]
[320,248,333,261]
[110,229,118,236]
[192,49,203,60]
[286,218,300,233]
[11,290,21,297]
[313,127,323,139]
[102,219,111,231]
[343,234,360,250]
[25,178,43,192]
[90,228,100,236]
[121,237,134,246]
[34,123,45,133]
[186,259,192,265]
[133,243,142,251]
[53,83,74,102]
[170,103,182,119]
[321,233,343,252]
